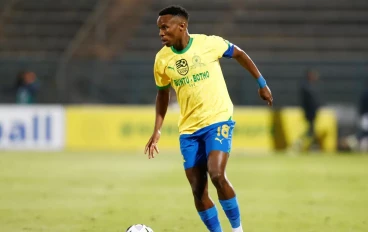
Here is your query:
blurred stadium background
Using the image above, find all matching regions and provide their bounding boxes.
[0,0,367,232]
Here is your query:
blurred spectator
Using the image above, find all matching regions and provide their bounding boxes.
[296,69,322,151]
[342,85,368,153]
[15,71,40,104]
[358,85,368,152]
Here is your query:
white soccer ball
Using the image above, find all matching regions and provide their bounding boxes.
[126,224,154,232]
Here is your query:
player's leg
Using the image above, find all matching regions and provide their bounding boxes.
[205,121,243,232]
[303,118,315,151]
[185,165,222,232]
[180,135,223,232]
[185,164,213,211]
[207,151,235,199]
[208,151,242,232]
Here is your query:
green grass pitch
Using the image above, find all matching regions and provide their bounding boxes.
[0,151,367,232]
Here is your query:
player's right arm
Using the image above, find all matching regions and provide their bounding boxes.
[145,54,171,159]
[145,88,170,159]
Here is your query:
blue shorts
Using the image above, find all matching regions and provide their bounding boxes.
[179,121,235,170]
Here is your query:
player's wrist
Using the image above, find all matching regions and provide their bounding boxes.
[153,129,161,135]
[256,75,267,88]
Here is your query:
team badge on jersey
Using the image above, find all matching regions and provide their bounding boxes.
[191,55,205,69]
[176,59,189,76]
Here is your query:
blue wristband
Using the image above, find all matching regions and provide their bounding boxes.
[256,76,267,88]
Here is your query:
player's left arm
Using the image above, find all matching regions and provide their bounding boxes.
[231,45,273,106]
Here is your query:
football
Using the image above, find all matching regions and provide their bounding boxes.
[126,224,154,232]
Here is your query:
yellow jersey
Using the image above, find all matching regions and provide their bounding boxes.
[154,34,234,134]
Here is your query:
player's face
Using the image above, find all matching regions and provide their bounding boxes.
[157,15,185,47]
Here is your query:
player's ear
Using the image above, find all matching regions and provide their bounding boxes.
[179,21,186,31]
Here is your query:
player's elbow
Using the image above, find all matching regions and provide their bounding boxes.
[232,45,245,59]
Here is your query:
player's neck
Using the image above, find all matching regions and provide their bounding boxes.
[173,33,190,51]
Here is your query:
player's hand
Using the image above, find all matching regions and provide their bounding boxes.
[258,86,273,106]
[144,130,161,159]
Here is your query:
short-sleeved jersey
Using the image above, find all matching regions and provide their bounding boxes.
[154,34,234,134]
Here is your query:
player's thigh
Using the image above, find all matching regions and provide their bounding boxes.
[207,150,229,175]
[180,135,206,170]
[205,121,235,155]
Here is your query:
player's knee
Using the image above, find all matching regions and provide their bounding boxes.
[209,172,227,189]
[191,185,208,203]
[192,188,203,201]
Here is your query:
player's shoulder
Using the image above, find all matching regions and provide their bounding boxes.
[191,34,207,40]
[154,46,175,69]
[155,46,172,60]
[192,34,227,47]
[191,34,223,41]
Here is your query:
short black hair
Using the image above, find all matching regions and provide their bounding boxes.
[159,5,189,21]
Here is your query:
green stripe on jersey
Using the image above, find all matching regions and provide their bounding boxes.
[171,37,193,54]
[156,83,171,90]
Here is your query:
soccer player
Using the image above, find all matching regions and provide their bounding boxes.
[144,5,273,232]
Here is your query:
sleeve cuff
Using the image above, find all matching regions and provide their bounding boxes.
[156,83,171,90]
[222,43,234,58]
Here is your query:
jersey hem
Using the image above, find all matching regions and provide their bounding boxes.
[179,117,234,135]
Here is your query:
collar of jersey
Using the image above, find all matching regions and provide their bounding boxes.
[171,37,193,54]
